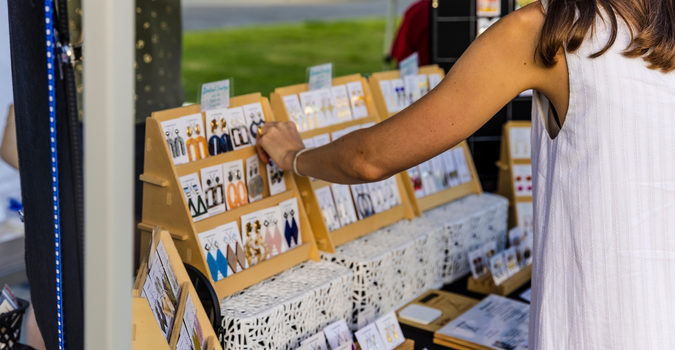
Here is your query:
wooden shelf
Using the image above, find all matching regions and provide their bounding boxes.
[139,92,321,300]
[495,121,532,230]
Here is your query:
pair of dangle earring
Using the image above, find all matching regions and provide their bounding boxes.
[184,184,208,219]
[384,325,399,343]
[208,118,234,155]
[262,218,283,257]
[165,128,186,159]
[249,111,265,139]
[283,210,299,248]
[185,123,208,161]
[227,170,248,209]
[204,238,229,280]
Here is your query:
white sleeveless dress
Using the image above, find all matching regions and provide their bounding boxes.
[529,2,675,349]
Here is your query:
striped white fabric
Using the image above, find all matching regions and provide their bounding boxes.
[529,4,675,349]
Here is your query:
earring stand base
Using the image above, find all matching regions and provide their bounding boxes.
[466,264,532,297]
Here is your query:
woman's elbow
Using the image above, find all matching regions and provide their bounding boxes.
[354,161,389,183]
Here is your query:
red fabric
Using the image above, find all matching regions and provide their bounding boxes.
[390,0,430,66]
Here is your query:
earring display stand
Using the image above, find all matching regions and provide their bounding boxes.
[366,66,483,216]
[367,64,445,120]
[139,92,320,301]
[495,121,532,232]
[270,74,415,253]
[466,264,532,296]
[132,229,223,350]
[355,338,415,350]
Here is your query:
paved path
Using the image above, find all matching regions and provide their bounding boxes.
[183,0,417,30]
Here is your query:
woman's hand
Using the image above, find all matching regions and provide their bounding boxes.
[256,121,305,171]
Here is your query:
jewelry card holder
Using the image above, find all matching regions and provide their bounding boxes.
[495,121,532,231]
[270,74,416,253]
[368,64,445,120]
[139,92,320,300]
[132,229,223,350]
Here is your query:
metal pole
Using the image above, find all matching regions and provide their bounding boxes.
[83,0,134,348]
[383,0,398,66]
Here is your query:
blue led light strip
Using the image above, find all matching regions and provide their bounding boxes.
[44,1,65,349]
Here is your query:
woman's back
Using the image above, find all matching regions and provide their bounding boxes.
[530,7,675,349]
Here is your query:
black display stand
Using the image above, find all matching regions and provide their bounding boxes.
[429,0,532,191]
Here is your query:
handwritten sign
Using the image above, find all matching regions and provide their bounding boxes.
[308,63,333,90]
[200,79,230,112]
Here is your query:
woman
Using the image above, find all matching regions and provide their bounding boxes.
[257,0,675,348]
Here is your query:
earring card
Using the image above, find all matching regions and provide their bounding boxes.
[200,164,227,216]
[197,228,232,281]
[226,107,252,151]
[181,113,210,162]
[245,155,264,203]
[242,102,265,145]
[179,173,210,222]
[160,118,190,165]
[204,108,228,156]
[374,311,405,350]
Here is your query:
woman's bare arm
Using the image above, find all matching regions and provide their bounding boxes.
[257,2,568,184]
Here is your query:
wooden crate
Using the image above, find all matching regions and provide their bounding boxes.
[495,121,532,230]
[132,229,223,350]
[139,92,321,300]
[270,74,416,253]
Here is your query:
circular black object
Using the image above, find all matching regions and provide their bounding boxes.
[0,298,34,350]
[183,263,224,339]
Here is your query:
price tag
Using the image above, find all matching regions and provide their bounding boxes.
[200,79,230,112]
[399,52,419,78]
[308,63,333,90]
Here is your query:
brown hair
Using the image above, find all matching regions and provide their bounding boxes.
[537,0,675,72]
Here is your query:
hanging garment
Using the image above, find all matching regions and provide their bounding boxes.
[529,2,675,348]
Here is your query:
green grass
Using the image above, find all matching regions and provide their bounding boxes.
[182,18,393,101]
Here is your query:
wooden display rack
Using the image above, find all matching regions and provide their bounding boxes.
[495,121,532,230]
[368,64,446,120]
[132,229,223,350]
[366,65,483,216]
[270,74,416,253]
[139,92,320,300]
[466,264,532,296]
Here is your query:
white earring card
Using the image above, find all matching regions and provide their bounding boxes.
[245,155,264,203]
[200,164,227,216]
[374,312,405,350]
[181,113,210,163]
[161,119,190,165]
[222,159,248,210]
[242,102,266,145]
[226,107,252,151]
